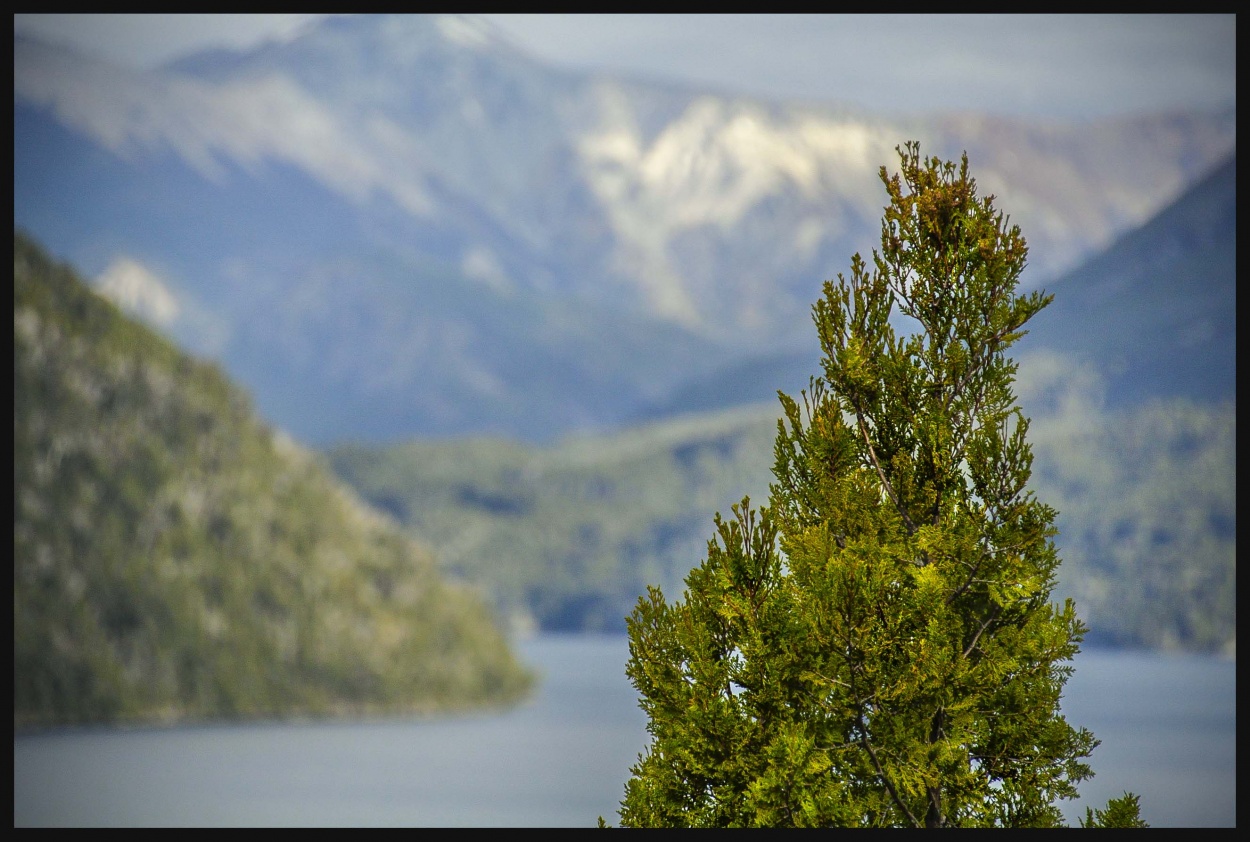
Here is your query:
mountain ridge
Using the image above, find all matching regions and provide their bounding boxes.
[13,15,1236,443]
[1027,154,1235,406]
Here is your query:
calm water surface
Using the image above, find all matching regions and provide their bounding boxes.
[13,635,1235,827]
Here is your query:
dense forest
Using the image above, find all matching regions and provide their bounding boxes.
[329,379,1234,655]
[1026,378,1235,652]
[328,408,779,634]
[14,232,533,730]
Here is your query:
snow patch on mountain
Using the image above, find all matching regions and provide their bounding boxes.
[435,14,498,49]
[96,257,181,327]
[574,92,900,330]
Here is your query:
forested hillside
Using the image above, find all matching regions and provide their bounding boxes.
[329,406,780,634]
[329,387,1234,655]
[1023,368,1235,653]
[14,232,532,730]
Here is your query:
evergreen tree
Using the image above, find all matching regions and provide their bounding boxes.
[614,142,1145,827]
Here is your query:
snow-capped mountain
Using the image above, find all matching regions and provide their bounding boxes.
[13,14,1236,442]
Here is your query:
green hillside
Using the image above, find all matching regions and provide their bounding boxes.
[329,405,780,633]
[14,232,533,730]
[1021,355,1235,654]
[329,382,1234,655]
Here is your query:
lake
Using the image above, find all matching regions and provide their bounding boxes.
[13,634,1235,827]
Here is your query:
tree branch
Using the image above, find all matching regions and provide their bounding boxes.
[854,406,917,537]
[857,713,923,828]
[962,604,1003,659]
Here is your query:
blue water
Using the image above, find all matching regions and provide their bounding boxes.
[13,635,1235,827]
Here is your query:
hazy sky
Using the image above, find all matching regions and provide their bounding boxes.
[12,13,1236,120]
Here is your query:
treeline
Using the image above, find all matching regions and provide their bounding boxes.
[14,232,533,730]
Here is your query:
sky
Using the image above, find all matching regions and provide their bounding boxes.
[12,13,1236,121]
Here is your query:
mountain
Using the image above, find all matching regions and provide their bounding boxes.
[14,232,533,729]
[1025,155,1235,406]
[654,153,1237,419]
[13,15,1237,443]
[1026,391,1235,655]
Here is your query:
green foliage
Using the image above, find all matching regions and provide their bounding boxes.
[327,406,778,633]
[14,231,533,729]
[614,144,1145,827]
[1081,792,1149,828]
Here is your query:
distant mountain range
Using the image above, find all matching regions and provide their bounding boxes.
[13,14,1236,443]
